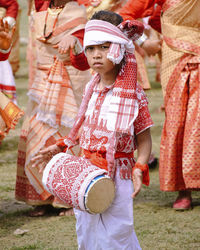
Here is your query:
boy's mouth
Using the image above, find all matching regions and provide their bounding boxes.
[93,62,103,66]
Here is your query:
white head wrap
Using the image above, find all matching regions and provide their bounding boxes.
[83,20,135,64]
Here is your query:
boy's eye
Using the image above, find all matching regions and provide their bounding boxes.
[101,45,110,49]
[85,46,94,51]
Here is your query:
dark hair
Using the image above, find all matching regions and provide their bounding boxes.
[90,10,123,26]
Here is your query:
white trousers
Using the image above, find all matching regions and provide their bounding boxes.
[74,169,141,250]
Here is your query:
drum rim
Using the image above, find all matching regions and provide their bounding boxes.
[84,175,115,214]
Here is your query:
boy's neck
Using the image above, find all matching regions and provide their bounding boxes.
[98,76,115,90]
[98,79,114,90]
[98,65,120,90]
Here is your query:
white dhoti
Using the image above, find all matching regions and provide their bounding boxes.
[74,169,141,250]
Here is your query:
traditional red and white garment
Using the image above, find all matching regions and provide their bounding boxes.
[0,0,20,73]
[61,19,147,177]
[58,76,153,249]
[15,2,91,206]
[0,0,19,103]
[120,0,200,192]
[55,19,153,249]
[79,80,153,178]
[0,51,10,61]
[34,0,50,12]
[159,0,200,191]
[0,60,17,103]
[72,78,152,249]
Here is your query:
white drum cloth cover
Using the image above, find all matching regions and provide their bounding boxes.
[42,153,115,213]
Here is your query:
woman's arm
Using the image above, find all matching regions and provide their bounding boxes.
[1,0,19,19]
[53,29,90,71]
[119,0,156,21]
[0,18,15,60]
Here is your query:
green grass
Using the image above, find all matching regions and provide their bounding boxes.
[0,1,200,249]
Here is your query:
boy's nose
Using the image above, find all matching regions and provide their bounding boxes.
[93,48,101,58]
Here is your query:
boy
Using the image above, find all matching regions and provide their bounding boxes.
[32,10,153,249]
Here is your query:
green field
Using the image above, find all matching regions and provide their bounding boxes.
[0,1,200,249]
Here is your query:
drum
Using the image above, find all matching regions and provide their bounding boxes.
[42,153,115,214]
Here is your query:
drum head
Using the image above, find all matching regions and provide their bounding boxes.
[85,177,115,214]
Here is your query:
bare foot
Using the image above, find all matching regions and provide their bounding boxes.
[29,205,51,217]
[58,208,74,216]
[157,104,165,113]
[148,153,158,169]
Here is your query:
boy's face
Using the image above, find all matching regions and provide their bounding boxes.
[85,42,116,75]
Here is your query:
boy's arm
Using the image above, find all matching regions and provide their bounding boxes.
[136,128,152,165]
[131,83,153,197]
[132,128,152,198]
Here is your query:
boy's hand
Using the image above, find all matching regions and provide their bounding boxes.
[0,19,15,50]
[132,168,143,198]
[53,35,78,55]
[31,144,62,173]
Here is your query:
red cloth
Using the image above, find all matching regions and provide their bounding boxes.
[132,162,150,186]
[119,0,164,33]
[83,149,108,171]
[148,4,162,33]
[120,0,156,20]
[0,51,10,61]
[70,50,89,71]
[77,0,91,7]
[0,0,19,18]
[34,0,78,12]
[34,0,50,12]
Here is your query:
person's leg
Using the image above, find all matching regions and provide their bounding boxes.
[74,169,141,250]
[29,205,54,217]
[29,205,74,217]
[58,208,74,216]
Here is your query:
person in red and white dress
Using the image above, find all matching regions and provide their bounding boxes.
[0,17,24,144]
[32,10,153,249]
[0,0,18,103]
[15,0,91,217]
[119,0,200,211]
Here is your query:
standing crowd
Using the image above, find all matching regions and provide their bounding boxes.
[0,0,199,249]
